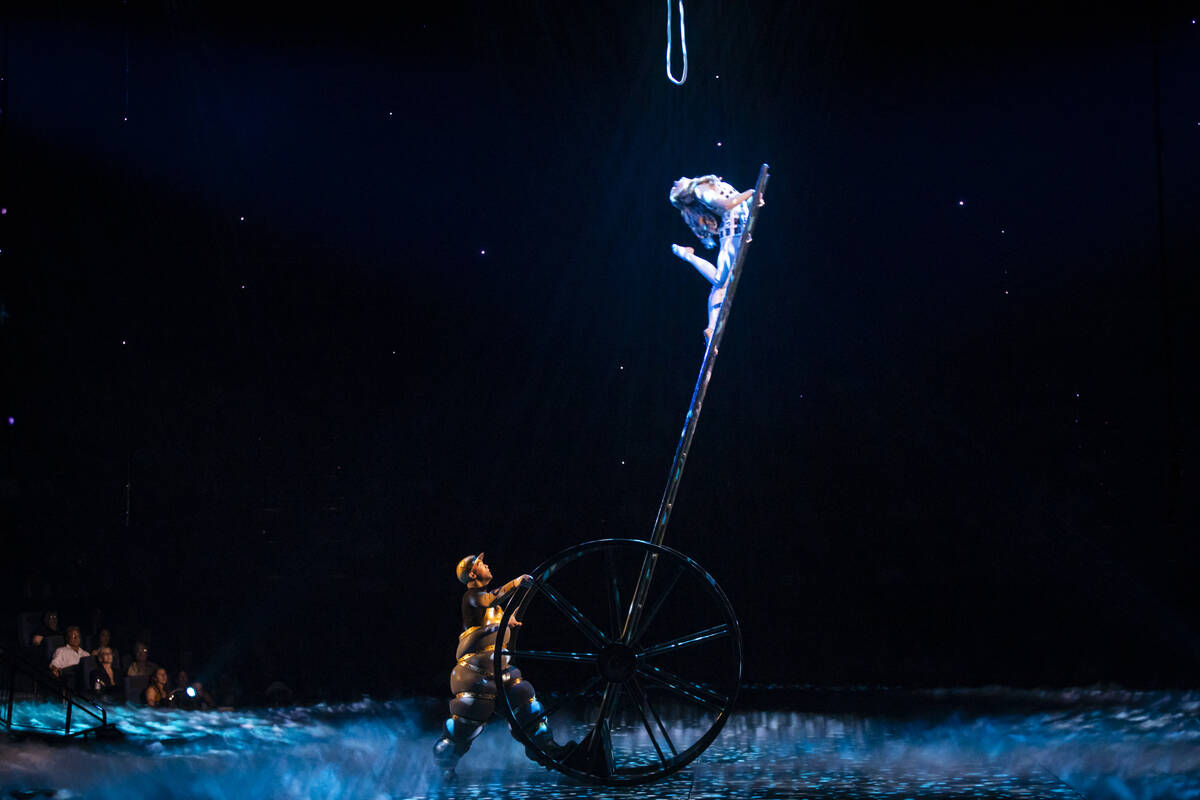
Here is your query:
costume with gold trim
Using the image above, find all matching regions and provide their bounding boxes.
[433,582,560,771]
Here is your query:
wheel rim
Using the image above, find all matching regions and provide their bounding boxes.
[494,538,742,785]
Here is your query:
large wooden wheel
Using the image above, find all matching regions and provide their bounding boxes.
[493,538,742,785]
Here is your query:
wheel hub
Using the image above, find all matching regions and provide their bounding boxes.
[596,643,638,683]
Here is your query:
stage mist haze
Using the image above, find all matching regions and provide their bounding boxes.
[2,689,1199,799]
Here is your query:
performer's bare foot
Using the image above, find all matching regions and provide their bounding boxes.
[672,244,695,259]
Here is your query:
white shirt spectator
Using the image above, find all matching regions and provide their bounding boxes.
[49,643,89,672]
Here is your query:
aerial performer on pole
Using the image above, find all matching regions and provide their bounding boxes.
[669,176,758,343]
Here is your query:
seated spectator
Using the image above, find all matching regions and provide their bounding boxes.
[89,647,121,700]
[90,628,113,657]
[171,671,197,710]
[145,667,171,708]
[49,626,90,678]
[30,611,61,646]
[191,680,217,710]
[126,641,158,678]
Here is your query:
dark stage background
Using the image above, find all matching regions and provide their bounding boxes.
[1,1,1197,701]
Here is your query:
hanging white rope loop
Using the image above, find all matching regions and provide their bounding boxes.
[666,0,688,85]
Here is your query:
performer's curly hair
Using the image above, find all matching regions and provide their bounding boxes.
[669,175,722,249]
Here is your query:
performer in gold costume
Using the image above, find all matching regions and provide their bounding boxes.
[433,553,568,775]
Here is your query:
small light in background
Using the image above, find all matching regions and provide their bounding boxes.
[7,417,13,426]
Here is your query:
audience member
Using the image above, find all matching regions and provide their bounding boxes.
[126,641,158,677]
[90,628,113,657]
[89,647,121,700]
[145,667,171,708]
[30,610,61,646]
[16,603,228,708]
[170,670,199,709]
[48,626,90,678]
[192,680,217,710]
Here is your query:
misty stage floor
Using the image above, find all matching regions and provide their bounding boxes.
[1,687,1196,799]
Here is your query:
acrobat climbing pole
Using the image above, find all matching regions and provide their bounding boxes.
[620,162,770,640]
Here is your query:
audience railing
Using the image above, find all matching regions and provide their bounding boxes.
[0,646,120,739]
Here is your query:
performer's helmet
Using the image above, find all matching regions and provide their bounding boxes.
[456,552,485,584]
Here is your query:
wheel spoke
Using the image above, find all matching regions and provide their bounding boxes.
[636,663,727,713]
[538,581,609,648]
[566,684,620,775]
[640,623,730,659]
[501,648,597,664]
[635,676,678,757]
[629,562,684,646]
[530,675,603,727]
[600,712,615,768]
[593,682,622,729]
[626,676,669,765]
[605,548,623,639]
